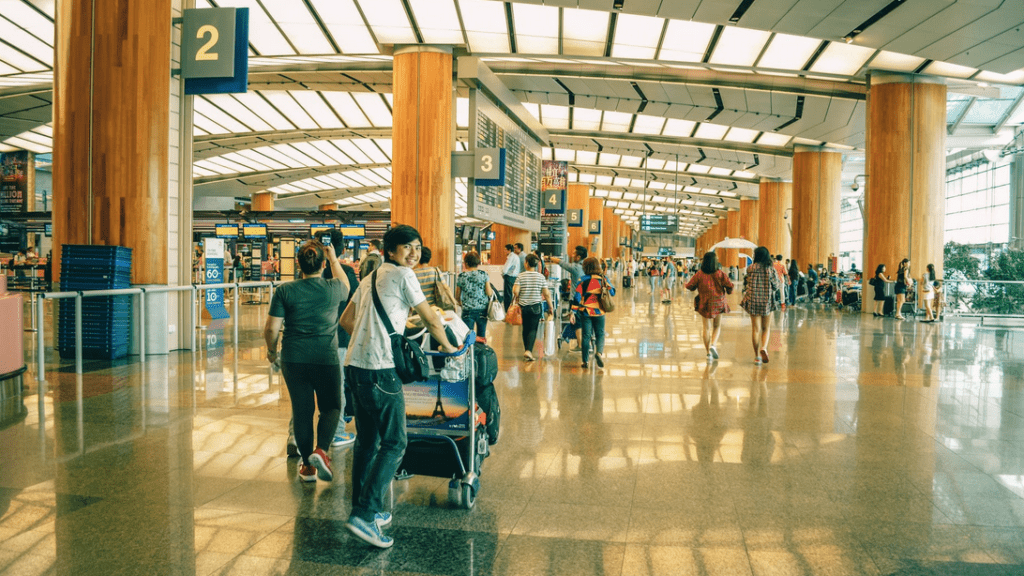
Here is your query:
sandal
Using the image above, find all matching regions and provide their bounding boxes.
[523,352,535,362]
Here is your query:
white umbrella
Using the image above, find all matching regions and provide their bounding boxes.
[709,237,758,250]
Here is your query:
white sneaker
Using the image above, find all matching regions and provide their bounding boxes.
[709,346,719,360]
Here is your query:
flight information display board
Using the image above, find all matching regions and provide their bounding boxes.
[468,93,542,232]
[640,215,678,234]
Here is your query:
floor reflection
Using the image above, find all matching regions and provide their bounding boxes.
[2,291,1024,575]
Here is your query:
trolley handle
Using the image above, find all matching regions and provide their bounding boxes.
[423,331,476,358]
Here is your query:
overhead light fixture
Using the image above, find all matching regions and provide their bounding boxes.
[612,0,624,9]
[728,0,756,23]
[843,0,906,43]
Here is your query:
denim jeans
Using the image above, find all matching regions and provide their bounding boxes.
[579,314,606,364]
[347,366,408,523]
[461,307,487,339]
[788,282,797,305]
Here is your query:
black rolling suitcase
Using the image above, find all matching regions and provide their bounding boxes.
[622,275,632,288]
[883,296,895,316]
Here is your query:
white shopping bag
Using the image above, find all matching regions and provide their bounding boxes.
[543,319,557,357]
[441,310,471,343]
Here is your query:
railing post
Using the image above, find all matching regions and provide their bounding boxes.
[74,292,83,375]
[232,282,239,347]
[139,288,146,362]
[36,294,45,386]
[190,285,197,352]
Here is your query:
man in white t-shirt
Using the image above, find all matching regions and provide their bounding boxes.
[339,225,456,549]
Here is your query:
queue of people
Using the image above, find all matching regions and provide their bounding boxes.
[868,258,943,321]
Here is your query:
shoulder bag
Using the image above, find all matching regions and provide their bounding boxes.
[370,269,430,384]
[487,283,505,322]
[434,269,458,311]
[597,277,616,312]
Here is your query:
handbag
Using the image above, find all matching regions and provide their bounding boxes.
[543,319,557,356]
[487,285,506,322]
[370,270,431,384]
[434,269,458,311]
[597,278,616,312]
[505,299,523,325]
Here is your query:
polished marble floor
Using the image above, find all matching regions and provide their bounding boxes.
[2,281,1024,575]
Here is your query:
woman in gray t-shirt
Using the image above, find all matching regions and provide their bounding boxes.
[264,241,349,483]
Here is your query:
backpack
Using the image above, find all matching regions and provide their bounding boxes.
[473,342,500,443]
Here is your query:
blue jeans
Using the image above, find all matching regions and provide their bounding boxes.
[579,314,606,364]
[347,366,408,523]
[461,307,487,339]
[788,282,797,305]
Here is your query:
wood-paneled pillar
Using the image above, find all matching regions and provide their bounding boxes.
[490,223,530,263]
[723,210,741,267]
[865,73,947,294]
[567,183,590,256]
[792,146,842,270]
[53,0,171,285]
[391,46,454,271]
[603,207,618,259]
[588,197,604,258]
[758,179,792,259]
[252,192,274,211]
[740,199,759,267]
[318,203,336,212]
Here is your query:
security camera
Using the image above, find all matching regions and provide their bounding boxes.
[783,213,788,220]
[852,182,859,192]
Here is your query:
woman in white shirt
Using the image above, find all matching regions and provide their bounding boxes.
[920,263,936,322]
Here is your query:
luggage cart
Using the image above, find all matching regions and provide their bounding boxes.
[396,331,488,509]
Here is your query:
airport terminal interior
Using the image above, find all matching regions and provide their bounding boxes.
[2,0,1024,574]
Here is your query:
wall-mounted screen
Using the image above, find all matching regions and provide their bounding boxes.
[216,224,239,237]
[339,225,365,239]
[242,224,267,238]
[310,224,335,236]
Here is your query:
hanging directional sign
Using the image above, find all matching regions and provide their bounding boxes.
[567,209,583,227]
[183,7,249,95]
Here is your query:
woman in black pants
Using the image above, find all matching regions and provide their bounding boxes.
[512,253,553,361]
[264,241,350,483]
[894,258,911,320]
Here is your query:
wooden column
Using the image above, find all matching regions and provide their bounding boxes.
[865,73,947,290]
[603,207,618,259]
[391,46,454,271]
[740,199,759,267]
[253,192,275,211]
[792,146,842,269]
[490,223,530,263]
[723,210,741,267]
[318,203,336,212]
[758,179,792,259]
[567,183,590,255]
[588,197,604,258]
[53,0,171,285]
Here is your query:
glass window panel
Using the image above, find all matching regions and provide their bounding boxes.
[291,142,337,166]
[963,99,1014,124]
[0,16,52,65]
[709,26,770,67]
[310,0,379,54]
[357,0,417,44]
[0,38,46,71]
[521,102,540,121]
[513,4,558,54]
[619,155,643,168]
[373,139,392,160]
[308,141,351,165]
[693,123,728,139]
[757,33,819,71]
[204,94,273,132]
[456,97,469,128]
[273,144,320,166]
[409,0,465,44]
[238,149,287,170]
[261,1,334,54]
[809,43,874,76]
[657,20,715,63]
[554,148,575,161]
[351,93,393,127]
[573,107,602,130]
[923,60,977,79]
[540,105,569,129]
[611,14,663,60]
[868,50,926,73]
[662,118,695,137]
[974,69,1024,85]
[576,150,597,165]
[193,111,229,135]
[598,153,620,166]
[632,114,666,135]
[460,0,509,53]
[217,0,295,55]
[262,91,318,129]
[291,91,344,129]
[724,127,758,143]
[602,110,632,132]
[334,139,372,164]
[562,8,609,57]
[322,92,370,127]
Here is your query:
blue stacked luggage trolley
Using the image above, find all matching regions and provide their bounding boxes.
[58,245,132,360]
[396,331,488,509]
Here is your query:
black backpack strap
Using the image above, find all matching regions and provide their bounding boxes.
[370,269,397,336]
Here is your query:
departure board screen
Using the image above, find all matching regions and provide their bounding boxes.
[468,93,542,232]
[640,215,678,234]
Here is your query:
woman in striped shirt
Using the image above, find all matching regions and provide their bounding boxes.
[512,253,553,361]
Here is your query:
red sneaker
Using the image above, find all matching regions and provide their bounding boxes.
[298,464,317,482]
[310,448,333,481]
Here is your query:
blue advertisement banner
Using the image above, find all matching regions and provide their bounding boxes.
[204,258,230,320]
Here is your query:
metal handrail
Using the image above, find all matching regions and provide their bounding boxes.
[34,281,281,383]
[942,279,1024,318]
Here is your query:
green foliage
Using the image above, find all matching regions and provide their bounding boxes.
[943,241,980,280]
[970,248,1024,315]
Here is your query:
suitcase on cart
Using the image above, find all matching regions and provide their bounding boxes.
[396,331,489,509]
